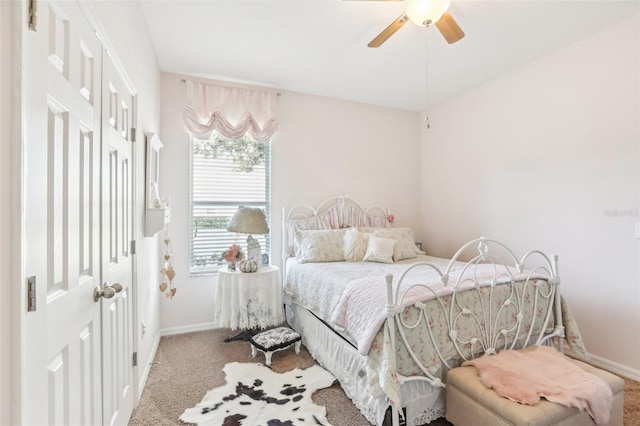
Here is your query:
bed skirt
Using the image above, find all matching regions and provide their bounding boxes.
[285,302,445,425]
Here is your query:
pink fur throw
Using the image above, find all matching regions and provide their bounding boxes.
[462,346,613,425]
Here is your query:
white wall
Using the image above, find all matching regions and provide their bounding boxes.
[87,1,162,394]
[158,72,421,331]
[420,15,640,376]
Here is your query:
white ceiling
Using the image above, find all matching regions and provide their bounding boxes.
[140,0,640,111]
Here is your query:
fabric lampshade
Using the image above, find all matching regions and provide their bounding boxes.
[226,207,269,235]
[227,207,269,262]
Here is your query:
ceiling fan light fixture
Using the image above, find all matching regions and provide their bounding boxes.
[406,0,451,27]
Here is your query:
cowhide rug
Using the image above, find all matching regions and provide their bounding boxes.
[180,362,336,426]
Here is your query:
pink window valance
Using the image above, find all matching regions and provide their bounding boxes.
[182,81,279,143]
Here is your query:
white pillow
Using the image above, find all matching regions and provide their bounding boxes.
[363,237,396,264]
[295,229,346,263]
[374,228,419,261]
[343,227,371,262]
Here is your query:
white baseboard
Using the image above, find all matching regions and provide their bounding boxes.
[137,332,161,400]
[160,322,217,337]
[587,353,640,381]
[566,348,640,381]
[134,324,216,403]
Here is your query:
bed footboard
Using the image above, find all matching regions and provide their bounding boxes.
[384,237,565,426]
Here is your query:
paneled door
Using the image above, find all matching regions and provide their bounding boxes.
[99,52,136,426]
[22,1,135,424]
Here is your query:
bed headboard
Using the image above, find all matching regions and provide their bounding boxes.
[281,195,392,261]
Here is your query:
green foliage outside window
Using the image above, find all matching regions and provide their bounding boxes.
[192,216,229,231]
[192,253,224,267]
[193,136,266,172]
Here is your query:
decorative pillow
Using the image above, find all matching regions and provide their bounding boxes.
[343,227,371,262]
[362,237,396,264]
[374,228,419,261]
[286,211,336,256]
[295,229,346,263]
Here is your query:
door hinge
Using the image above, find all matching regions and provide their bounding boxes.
[132,352,138,367]
[28,0,38,31]
[131,127,137,143]
[27,276,37,312]
[130,240,136,255]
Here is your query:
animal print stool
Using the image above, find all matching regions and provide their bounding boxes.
[445,357,624,426]
[250,327,302,367]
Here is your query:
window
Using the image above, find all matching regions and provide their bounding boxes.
[190,135,270,275]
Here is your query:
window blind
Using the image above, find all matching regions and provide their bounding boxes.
[190,137,270,275]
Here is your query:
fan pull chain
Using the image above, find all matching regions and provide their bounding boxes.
[424,36,431,130]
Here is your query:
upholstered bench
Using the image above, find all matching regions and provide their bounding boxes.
[445,358,624,426]
[249,327,302,367]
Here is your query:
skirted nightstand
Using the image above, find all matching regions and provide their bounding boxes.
[214,265,284,342]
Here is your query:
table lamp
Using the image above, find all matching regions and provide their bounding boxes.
[226,206,269,262]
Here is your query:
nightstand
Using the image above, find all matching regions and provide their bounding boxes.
[213,265,284,342]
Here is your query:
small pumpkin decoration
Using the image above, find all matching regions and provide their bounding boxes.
[238,259,258,273]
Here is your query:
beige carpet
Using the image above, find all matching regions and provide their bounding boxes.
[129,328,639,426]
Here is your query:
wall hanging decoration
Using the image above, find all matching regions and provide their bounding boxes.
[160,225,177,299]
[145,132,171,236]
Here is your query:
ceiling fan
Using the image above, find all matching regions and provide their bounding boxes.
[362,0,465,48]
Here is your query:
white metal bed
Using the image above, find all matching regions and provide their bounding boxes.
[382,238,565,425]
[281,196,577,426]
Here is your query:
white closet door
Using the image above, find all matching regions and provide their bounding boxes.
[99,51,136,426]
[23,1,135,425]
[23,1,103,424]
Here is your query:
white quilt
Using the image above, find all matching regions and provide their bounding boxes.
[284,256,455,344]
[284,255,446,325]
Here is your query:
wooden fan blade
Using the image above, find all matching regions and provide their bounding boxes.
[435,11,465,44]
[368,14,409,48]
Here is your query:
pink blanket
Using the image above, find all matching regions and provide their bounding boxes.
[463,346,613,425]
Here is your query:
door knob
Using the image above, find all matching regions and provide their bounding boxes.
[94,285,116,302]
[110,283,123,293]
